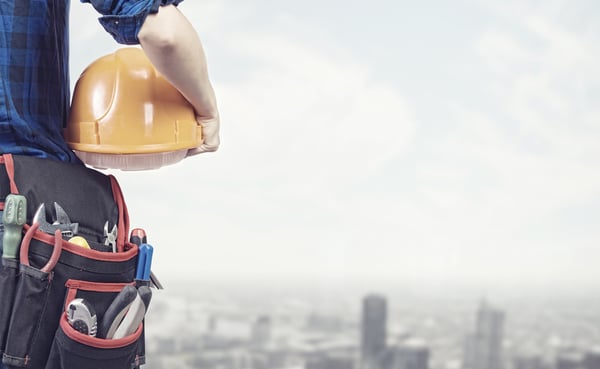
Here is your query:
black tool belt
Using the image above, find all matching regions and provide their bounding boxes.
[0,154,147,369]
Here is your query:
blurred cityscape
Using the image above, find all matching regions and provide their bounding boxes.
[143,281,600,369]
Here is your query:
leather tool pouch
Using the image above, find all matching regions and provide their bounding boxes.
[0,154,147,369]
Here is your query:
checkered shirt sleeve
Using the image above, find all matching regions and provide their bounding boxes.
[82,0,185,44]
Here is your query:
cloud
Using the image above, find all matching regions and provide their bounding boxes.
[294,0,600,286]
[474,4,600,165]
[68,0,600,288]
[401,0,600,285]
[91,3,417,282]
[216,31,415,188]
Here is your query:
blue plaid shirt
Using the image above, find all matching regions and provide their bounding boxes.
[0,0,183,162]
[83,0,184,45]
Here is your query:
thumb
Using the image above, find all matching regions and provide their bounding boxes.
[187,116,220,156]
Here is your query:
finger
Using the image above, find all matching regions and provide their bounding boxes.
[187,117,220,156]
[187,143,218,156]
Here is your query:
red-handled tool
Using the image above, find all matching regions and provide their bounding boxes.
[129,228,147,246]
[20,224,62,273]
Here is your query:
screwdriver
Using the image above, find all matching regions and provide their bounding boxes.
[130,228,163,289]
[2,194,27,259]
[129,228,147,246]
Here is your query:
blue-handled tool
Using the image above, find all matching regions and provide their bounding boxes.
[130,229,163,289]
[135,243,153,281]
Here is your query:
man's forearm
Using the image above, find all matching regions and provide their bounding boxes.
[138,5,219,122]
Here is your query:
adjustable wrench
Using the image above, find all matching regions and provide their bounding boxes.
[33,203,79,239]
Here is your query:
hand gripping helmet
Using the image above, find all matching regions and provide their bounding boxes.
[64,47,202,170]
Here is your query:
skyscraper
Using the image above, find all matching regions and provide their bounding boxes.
[361,294,388,369]
[584,348,600,369]
[305,353,356,369]
[380,339,430,369]
[250,315,272,347]
[556,349,584,369]
[463,300,505,369]
[512,353,543,369]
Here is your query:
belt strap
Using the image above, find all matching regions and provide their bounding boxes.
[0,154,20,195]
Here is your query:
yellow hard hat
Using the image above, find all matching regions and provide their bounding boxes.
[65,47,202,170]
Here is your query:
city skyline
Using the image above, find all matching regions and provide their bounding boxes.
[142,286,600,369]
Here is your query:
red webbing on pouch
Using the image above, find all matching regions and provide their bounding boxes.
[1,154,20,194]
[63,279,136,311]
[109,175,130,252]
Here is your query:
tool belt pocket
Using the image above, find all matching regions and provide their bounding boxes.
[0,258,19,358]
[46,318,142,369]
[1,233,140,369]
[43,280,144,369]
[0,154,149,369]
[2,263,52,368]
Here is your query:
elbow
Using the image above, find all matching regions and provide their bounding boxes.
[138,25,178,52]
[138,4,188,53]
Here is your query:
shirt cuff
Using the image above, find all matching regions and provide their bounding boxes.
[98,12,148,45]
[95,0,185,45]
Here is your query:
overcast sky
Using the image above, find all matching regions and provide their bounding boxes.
[69,0,600,291]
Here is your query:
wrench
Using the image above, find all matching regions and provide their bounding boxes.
[33,203,79,239]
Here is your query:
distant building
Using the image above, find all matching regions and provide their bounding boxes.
[361,294,388,369]
[512,353,543,369]
[556,350,584,369]
[251,315,272,346]
[463,300,505,369]
[207,314,218,333]
[380,339,429,369]
[584,348,600,369]
[306,312,345,333]
[152,337,178,355]
[306,353,356,369]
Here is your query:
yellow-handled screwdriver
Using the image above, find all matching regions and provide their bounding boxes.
[2,194,27,259]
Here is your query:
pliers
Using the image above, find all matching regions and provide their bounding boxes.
[20,223,62,273]
[104,221,118,253]
[20,202,77,273]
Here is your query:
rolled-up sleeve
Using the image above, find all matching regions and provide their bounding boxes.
[81,0,184,45]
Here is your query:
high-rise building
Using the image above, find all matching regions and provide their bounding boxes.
[463,300,505,369]
[361,294,388,369]
[556,350,584,369]
[305,353,356,369]
[512,353,543,369]
[250,315,272,346]
[380,339,429,369]
[584,348,600,369]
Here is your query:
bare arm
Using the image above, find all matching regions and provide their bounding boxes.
[138,5,220,154]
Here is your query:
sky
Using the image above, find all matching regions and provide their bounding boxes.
[69,0,600,292]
